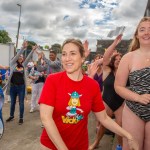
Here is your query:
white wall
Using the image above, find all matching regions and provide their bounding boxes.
[0,43,15,66]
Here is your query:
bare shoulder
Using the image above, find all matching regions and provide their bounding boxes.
[119,51,138,72]
[121,52,134,66]
[121,51,134,61]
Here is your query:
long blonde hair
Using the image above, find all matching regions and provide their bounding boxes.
[128,17,150,51]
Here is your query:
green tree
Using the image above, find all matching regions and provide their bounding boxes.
[44,45,49,50]
[27,41,37,50]
[0,30,12,44]
[51,43,61,53]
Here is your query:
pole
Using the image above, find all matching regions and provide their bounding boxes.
[16,4,21,50]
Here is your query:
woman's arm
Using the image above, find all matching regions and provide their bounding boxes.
[83,40,90,58]
[10,41,28,65]
[40,104,68,150]
[103,34,122,67]
[88,58,103,78]
[102,34,122,80]
[115,53,150,105]
[0,65,9,70]
[95,110,139,150]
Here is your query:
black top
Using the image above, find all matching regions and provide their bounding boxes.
[102,71,124,111]
[11,66,24,85]
[35,76,45,84]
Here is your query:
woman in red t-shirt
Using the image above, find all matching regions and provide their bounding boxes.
[39,39,138,150]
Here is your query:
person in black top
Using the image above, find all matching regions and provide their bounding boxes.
[89,35,124,150]
[5,42,36,125]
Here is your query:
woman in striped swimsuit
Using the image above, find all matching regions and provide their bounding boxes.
[115,17,150,150]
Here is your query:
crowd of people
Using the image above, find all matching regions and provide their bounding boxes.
[0,16,150,150]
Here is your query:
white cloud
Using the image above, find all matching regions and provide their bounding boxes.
[0,0,148,51]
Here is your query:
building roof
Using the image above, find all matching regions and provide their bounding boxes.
[144,0,150,16]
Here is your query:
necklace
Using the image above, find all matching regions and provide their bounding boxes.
[138,49,150,62]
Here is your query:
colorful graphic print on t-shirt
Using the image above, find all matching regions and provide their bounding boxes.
[62,91,84,124]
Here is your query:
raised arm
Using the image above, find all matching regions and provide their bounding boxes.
[83,40,90,58]
[40,104,68,150]
[103,34,122,67]
[10,41,28,65]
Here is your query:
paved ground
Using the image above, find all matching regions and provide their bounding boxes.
[0,93,117,150]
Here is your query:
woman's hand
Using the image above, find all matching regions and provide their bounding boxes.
[127,137,139,150]
[22,41,28,50]
[136,94,150,105]
[83,40,90,58]
[38,52,43,60]
[87,61,99,78]
[32,45,38,51]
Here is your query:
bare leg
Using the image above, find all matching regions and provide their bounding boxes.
[88,125,106,150]
[144,121,150,150]
[88,102,113,150]
[122,105,145,150]
[114,103,124,146]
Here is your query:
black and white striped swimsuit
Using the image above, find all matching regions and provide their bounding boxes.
[126,67,150,122]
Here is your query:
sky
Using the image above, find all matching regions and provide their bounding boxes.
[0,0,148,51]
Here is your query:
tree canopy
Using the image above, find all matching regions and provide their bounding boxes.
[51,43,61,53]
[23,40,37,58]
[0,30,12,44]
[27,41,37,50]
[44,45,49,50]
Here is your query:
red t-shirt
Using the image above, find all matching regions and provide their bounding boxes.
[39,71,105,150]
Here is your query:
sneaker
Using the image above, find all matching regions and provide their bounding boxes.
[18,118,23,125]
[6,116,14,122]
[29,108,34,113]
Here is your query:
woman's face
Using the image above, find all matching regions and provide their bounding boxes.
[114,55,121,69]
[61,43,84,74]
[18,54,24,63]
[137,21,150,46]
[94,56,100,61]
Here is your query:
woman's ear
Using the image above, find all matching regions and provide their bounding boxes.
[82,57,85,63]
